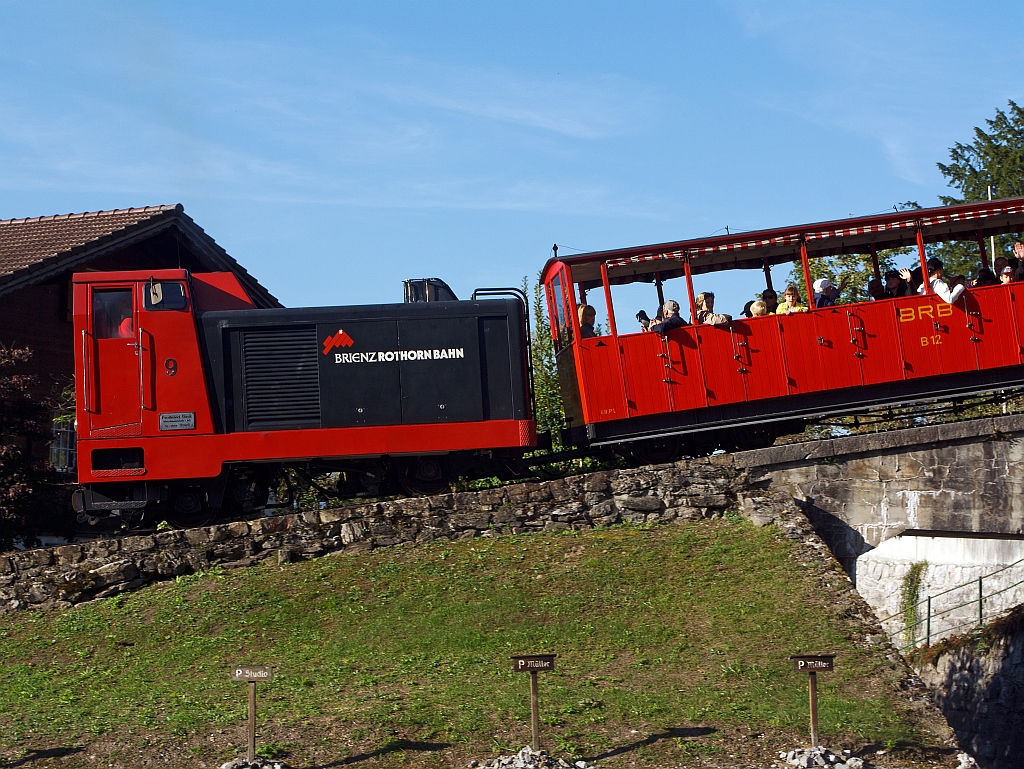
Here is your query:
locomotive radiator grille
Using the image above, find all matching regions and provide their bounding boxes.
[242,327,321,430]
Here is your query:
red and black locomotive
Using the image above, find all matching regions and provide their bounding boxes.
[73,272,534,521]
[71,197,1024,522]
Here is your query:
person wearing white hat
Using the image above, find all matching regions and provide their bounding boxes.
[813,277,840,308]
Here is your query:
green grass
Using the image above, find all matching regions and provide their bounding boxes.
[0,519,949,768]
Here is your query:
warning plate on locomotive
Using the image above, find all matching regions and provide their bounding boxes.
[511,654,556,672]
[231,665,273,682]
[159,412,195,431]
[791,655,835,672]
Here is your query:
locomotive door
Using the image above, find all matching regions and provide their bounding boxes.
[546,265,585,430]
[86,284,142,434]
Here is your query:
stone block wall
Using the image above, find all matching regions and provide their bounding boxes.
[914,608,1024,769]
[735,414,1024,579]
[1,456,781,614]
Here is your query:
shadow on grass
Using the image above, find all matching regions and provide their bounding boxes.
[855,741,958,761]
[1,747,84,767]
[586,726,717,762]
[312,739,452,767]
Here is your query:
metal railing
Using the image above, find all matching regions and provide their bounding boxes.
[877,557,1024,651]
[49,425,76,473]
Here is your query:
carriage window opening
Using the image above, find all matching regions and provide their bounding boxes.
[143,281,187,310]
[92,289,134,339]
[574,281,612,338]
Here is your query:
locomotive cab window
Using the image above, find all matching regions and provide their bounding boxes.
[92,288,135,339]
[144,281,187,310]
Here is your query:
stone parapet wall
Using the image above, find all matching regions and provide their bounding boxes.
[1,456,785,614]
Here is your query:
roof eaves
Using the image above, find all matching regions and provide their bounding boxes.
[0,207,183,296]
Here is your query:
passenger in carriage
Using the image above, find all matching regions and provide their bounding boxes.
[812,278,841,308]
[694,293,732,325]
[648,300,689,334]
[1000,266,1016,284]
[749,300,768,316]
[761,289,779,314]
[774,285,807,314]
[993,256,1009,278]
[1015,243,1024,280]
[972,267,999,287]
[867,278,886,300]
[901,258,965,303]
[578,304,598,338]
[1010,254,1024,282]
[884,269,914,298]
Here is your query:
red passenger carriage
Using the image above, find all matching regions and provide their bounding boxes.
[542,198,1024,457]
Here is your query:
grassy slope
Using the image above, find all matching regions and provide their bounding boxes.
[0,519,952,768]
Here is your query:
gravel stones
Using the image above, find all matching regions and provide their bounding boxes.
[469,746,594,769]
[219,758,290,769]
[780,747,865,769]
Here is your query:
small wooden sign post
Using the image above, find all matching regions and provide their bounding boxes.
[231,665,273,763]
[791,655,834,747]
[511,654,556,751]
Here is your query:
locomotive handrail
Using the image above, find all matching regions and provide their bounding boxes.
[138,326,149,411]
[80,329,91,413]
[471,287,537,424]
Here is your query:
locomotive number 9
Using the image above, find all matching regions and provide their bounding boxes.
[164,358,178,376]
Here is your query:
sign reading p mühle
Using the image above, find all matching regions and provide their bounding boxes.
[231,665,273,682]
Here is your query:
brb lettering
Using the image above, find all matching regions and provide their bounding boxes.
[896,303,954,347]
[897,304,954,322]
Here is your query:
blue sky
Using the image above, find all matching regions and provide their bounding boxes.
[1,1,1022,317]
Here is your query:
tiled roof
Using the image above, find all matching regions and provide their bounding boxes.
[0,204,280,308]
[0,205,179,278]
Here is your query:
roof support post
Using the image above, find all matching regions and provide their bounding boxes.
[683,254,698,324]
[976,229,989,270]
[916,223,931,294]
[600,261,618,337]
[869,243,881,281]
[799,239,814,308]
[762,258,774,291]
[655,272,665,308]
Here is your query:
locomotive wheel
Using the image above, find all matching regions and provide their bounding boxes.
[398,458,450,496]
[725,424,779,452]
[629,437,680,466]
[167,489,217,528]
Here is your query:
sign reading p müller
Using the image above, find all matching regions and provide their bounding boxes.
[511,654,556,752]
[512,655,556,672]
[790,655,835,747]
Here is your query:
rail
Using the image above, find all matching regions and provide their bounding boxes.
[876,557,1024,651]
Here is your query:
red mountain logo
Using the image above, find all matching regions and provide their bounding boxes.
[322,329,355,354]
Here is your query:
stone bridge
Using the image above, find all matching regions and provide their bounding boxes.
[734,413,1024,577]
